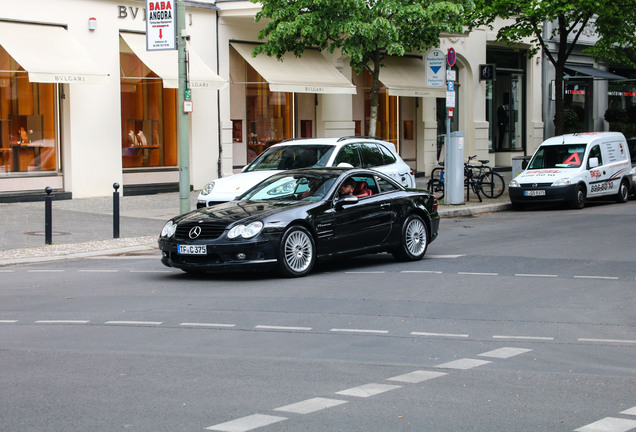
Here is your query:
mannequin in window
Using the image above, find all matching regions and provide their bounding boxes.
[497,93,509,148]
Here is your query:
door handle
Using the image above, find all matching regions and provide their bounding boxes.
[381,203,390,209]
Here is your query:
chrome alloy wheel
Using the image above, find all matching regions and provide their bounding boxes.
[405,217,427,256]
[284,230,313,273]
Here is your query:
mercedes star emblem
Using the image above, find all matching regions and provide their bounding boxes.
[189,226,202,239]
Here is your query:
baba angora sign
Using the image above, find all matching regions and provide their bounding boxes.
[145,0,176,51]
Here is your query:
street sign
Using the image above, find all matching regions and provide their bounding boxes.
[425,49,446,88]
[183,100,193,113]
[446,91,456,108]
[447,47,456,67]
[184,88,192,101]
[146,0,177,51]
[448,81,454,92]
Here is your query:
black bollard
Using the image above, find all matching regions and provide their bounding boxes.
[44,186,52,245]
[113,182,120,239]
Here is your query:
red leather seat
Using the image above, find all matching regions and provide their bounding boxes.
[354,181,372,197]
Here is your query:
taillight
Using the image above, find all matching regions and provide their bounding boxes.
[432,195,438,212]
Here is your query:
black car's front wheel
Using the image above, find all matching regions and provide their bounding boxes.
[392,214,429,261]
[278,225,316,277]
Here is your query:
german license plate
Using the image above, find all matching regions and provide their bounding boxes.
[178,245,207,255]
[524,190,546,196]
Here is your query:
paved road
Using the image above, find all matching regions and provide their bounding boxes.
[1,201,635,432]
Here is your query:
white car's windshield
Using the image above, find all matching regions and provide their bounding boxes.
[244,145,336,172]
[528,144,586,169]
[242,173,338,202]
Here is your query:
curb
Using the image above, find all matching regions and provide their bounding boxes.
[438,202,511,218]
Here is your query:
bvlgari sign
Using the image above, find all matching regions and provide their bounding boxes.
[145,0,176,51]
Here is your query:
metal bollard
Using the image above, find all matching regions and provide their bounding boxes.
[44,186,52,245]
[113,183,120,239]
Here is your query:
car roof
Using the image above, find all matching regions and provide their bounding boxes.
[269,137,398,152]
[540,132,627,147]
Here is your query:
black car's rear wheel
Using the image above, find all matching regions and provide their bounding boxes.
[392,214,429,261]
[278,225,316,277]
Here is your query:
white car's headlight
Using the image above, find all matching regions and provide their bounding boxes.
[161,220,178,237]
[552,178,571,186]
[200,182,215,196]
[509,179,520,188]
[227,221,264,239]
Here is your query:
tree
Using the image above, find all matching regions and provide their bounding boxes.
[252,0,474,137]
[471,0,636,136]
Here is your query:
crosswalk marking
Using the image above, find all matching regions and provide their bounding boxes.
[336,383,401,398]
[435,358,492,370]
[479,348,533,359]
[621,406,636,416]
[206,414,287,432]
[274,397,347,414]
[574,417,636,432]
[387,370,447,384]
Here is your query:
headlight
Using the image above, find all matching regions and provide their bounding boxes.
[161,220,177,237]
[200,182,215,196]
[227,221,264,239]
[552,178,571,186]
[509,179,520,188]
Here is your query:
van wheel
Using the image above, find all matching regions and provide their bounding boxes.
[571,185,586,209]
[616,180,629,203]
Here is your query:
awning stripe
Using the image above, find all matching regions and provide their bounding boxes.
[231,42,356,95]
[120,32,227,90]
[380,56,445,98]
[0,21,109,85]
[565,64,626,80]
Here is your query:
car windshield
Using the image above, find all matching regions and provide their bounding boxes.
[528,144,587,169]
[244,145,336,172]
[242,172,338,202]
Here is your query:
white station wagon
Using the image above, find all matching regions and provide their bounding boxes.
[197,137,416,208]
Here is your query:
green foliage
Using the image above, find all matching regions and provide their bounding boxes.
[604,105,628,124]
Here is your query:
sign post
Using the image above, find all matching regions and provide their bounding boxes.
[444,47,463,205]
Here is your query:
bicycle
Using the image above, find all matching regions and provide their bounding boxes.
[466,155,506,198]
[427,159,483,202]
[427,156,505,201]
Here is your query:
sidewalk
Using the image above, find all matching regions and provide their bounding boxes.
[0,174,511,266]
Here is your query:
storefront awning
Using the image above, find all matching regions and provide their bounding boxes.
[120,33,227,90]
[380,56,446,97]
[0,21,109,84]
[565,64,626,80]
[231,42,356,94]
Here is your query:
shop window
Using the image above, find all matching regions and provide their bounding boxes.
[245,63,292,159]
[120,51,177,169]
[0,47,57,175]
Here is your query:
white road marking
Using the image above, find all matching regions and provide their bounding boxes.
[0,270,15,272]
[621,406,636,416]
[78,269,118,273]
[427,254,464,259]
[574,417,636,432]
[274,397,347,414]
[255,325,312,331]
[401,270,443,274]
[336,383,401,398]
[35,320,89,324]
[206,414,287,432]
[180,323,235,328]
[345,271,386,274]
[514,273,558,278]
[105,321,162,326]
[493,335,554,341]
[479,347,532,359]
[0,320,18,323]
[411,331,469,338]
[387,370,447,383]
[129,270,173,273]
[330,328,389,334]
[457,272,498,276]
[578,338,636,344]
[574,275,619,280]
[435,358,492,370]
[27,269,64,273]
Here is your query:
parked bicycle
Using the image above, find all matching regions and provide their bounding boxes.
[426,156,505,201]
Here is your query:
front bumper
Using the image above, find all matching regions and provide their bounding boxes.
[158,235,279,273]
[509,184,578,204]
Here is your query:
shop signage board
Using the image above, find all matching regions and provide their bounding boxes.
[425,49,445,88]
[146,0,177,51]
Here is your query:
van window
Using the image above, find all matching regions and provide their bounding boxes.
[528,144,586,169]
[587,145,603,168]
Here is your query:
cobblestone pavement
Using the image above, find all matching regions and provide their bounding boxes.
[0,173,512,265]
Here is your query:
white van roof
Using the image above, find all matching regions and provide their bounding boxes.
[540,132,626,147]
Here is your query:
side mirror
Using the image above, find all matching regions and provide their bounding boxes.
[335,195,359,209]
[522,158,529,170]
[589,157,599,169]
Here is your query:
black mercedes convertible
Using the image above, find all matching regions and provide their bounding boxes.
[158,168,439,277]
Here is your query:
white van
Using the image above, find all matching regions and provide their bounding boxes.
[509,132,632,209]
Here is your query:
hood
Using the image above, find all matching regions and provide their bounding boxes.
[198,170,281,201]
[176,200,306,225]
[516,168,574,182]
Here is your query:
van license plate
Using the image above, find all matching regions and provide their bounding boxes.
[524,190,546,196]
[178,245,207,255]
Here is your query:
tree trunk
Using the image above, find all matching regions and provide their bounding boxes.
[367,54,382,138]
